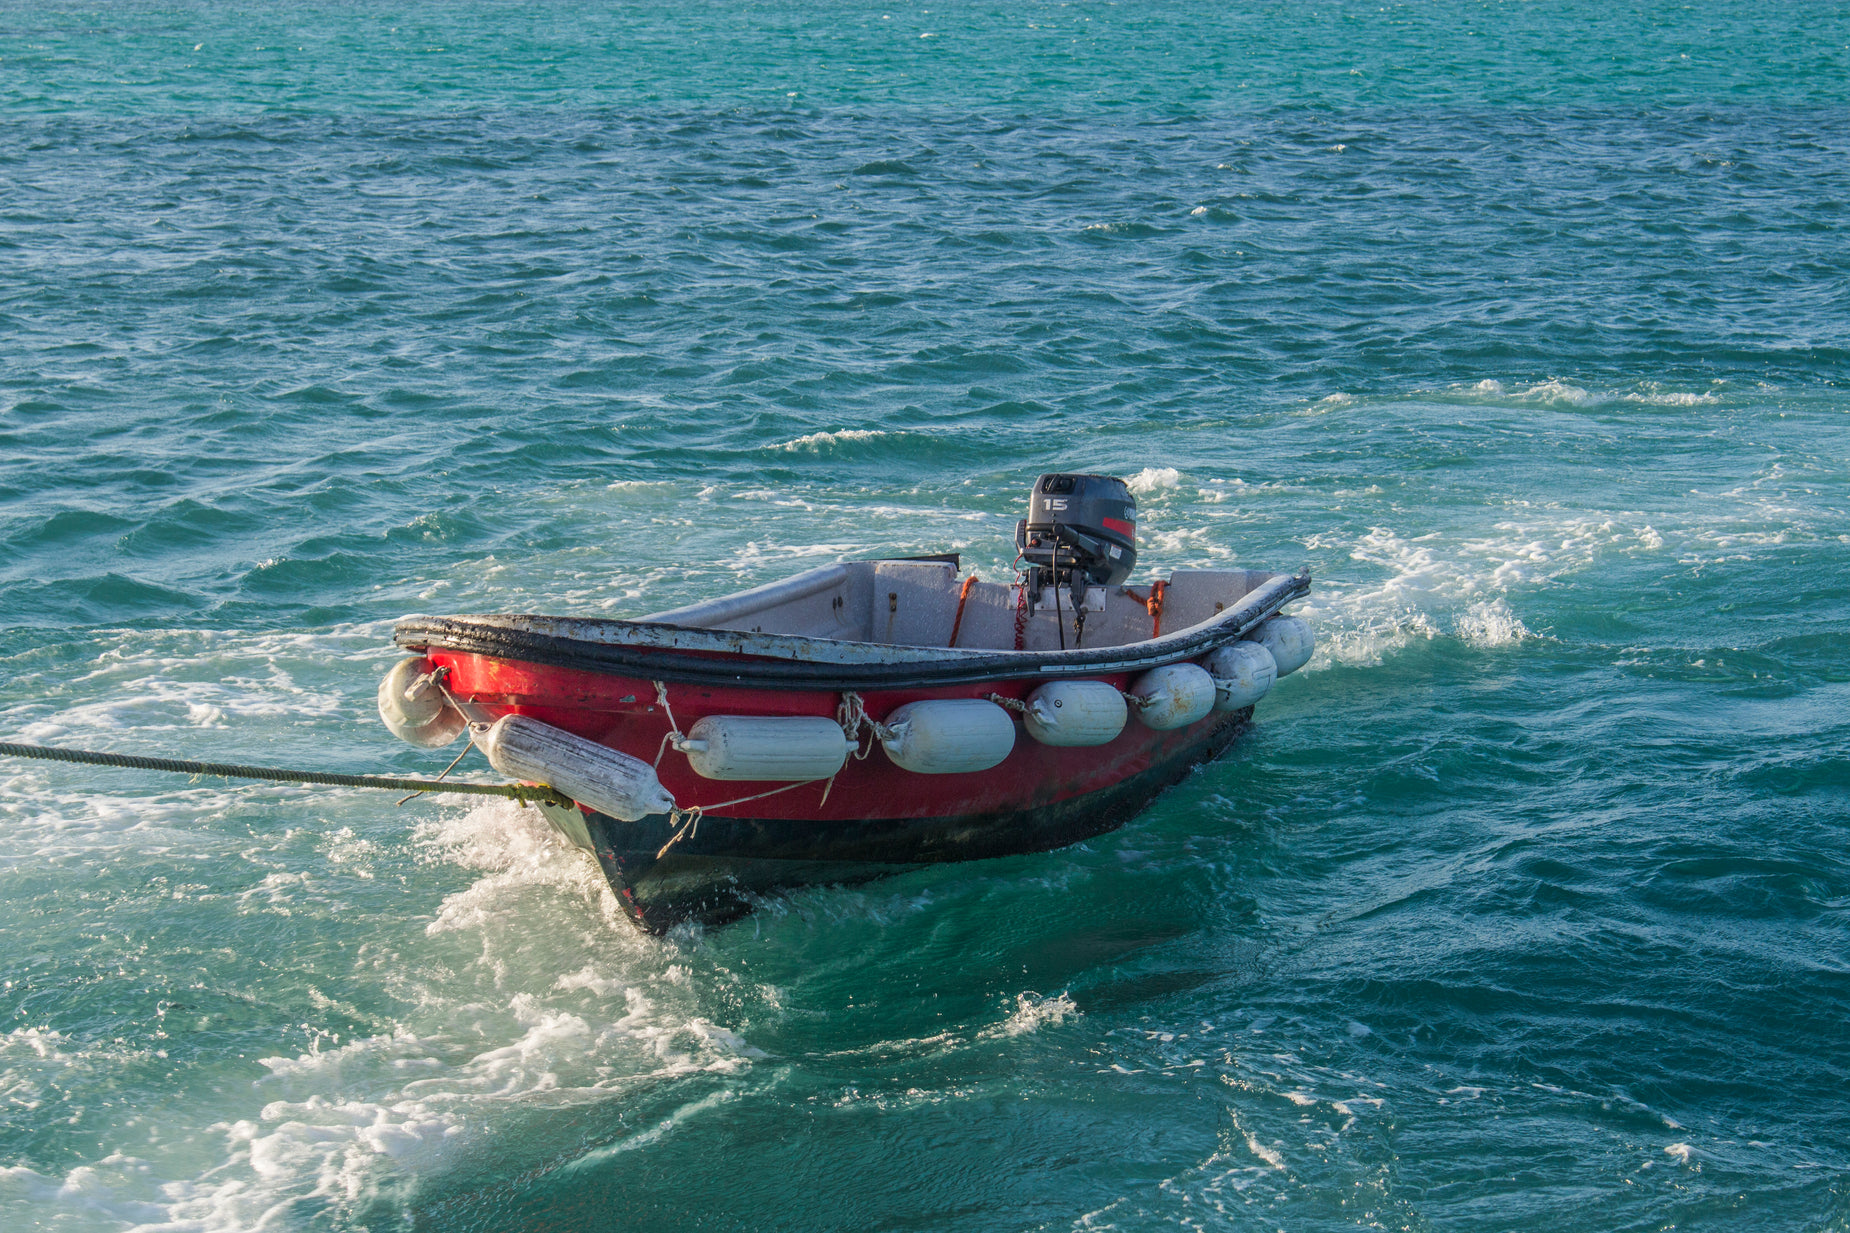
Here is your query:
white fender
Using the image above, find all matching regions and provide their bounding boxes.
[881,699,1015,774]
[377,657,467,749]
[1201,642,1277,711]
[678,715,856,781]
[1249,614,1314,676]
[1128,663,1216,730]
[474,714,675,821]
[1023,681,1127,747]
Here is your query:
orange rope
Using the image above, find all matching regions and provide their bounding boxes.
[1130,579,1168,638]
[948,575,978,647]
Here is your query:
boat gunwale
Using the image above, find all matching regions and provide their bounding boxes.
[394,570,1311,691]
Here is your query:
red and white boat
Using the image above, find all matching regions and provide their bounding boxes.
[378,475,1313,931]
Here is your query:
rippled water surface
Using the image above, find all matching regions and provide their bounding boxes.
[3,2,1848,1229]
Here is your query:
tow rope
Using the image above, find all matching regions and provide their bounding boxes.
[0,740,570,807]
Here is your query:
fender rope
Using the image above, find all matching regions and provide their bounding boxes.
[651,679,691,768]
[836,691,894,757]
[0,740,571,807]
[656,777,833,859]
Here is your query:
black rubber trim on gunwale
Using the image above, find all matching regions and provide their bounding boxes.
[393,573,1310,692]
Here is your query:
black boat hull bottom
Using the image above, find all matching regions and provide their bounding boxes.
[579,711,1253,932]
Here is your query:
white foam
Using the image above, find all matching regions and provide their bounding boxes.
[1126,466,1183,495]
[996,991,1078,1036]
[6,629,365,746]
[1455,598,1532,647]
[1244,1132,1286,1169]
[1291,508,1688,669]
[1624,389,1719,406]
[0,1157,171,1228]
[771,428,887,452]
[1516,379,1592,405]
[558,1089,744,1171]
[1144,525,1233,561]
[417,799,636,936]
[1293,526,1460,668]
[1450,376,1721,409]
[0,785,776,1231]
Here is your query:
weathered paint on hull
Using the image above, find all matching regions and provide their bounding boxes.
[581,710,1253,932]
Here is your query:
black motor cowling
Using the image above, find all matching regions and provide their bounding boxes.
[1014,473,1138,603]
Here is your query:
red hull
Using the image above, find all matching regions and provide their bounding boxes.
[432,651,1222,825]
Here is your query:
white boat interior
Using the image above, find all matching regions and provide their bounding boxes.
[641,561,1291,653]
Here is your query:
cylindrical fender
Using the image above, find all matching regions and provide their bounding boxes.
[1128,663,1216,730]
[377,657,467,749]
[1023,681,1127,747]
[1201,642,1277,711]
[1249,615,1314,676]
[678,715,856,781]
[475,714,675,821]
[881,699,1015,774]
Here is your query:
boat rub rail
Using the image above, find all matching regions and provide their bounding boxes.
[394,570,1311,692]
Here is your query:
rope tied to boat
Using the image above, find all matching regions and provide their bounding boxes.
[0,740,571,807]
[395,667,475,805]
[1118,579,1168,639]
[947,574,978,648]
[395,735,476,806]
[986,692,1028,714]
[835,690,893,758]
[406,663,451,705]
[651,679,691,768]
[654,776,834,859]
[658,806,702,858]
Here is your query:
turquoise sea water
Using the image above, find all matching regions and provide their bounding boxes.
[3,1,1848,1228]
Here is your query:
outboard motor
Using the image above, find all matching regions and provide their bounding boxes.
[1014,473,1137,632]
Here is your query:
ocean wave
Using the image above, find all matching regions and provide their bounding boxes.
[770,429,890,452]
[1450,377,1725,409]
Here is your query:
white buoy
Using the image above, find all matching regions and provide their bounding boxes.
[377,657,467,749]
[1022,681,1127,747]
[880,699,1015,774]
[1249,615,1314,676]
[1201,642,1277,711]
[1128,663,1216,730]
[474,714,676,821]
[677,715,856,781]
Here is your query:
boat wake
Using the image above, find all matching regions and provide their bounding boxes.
[0,792,785,1232]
